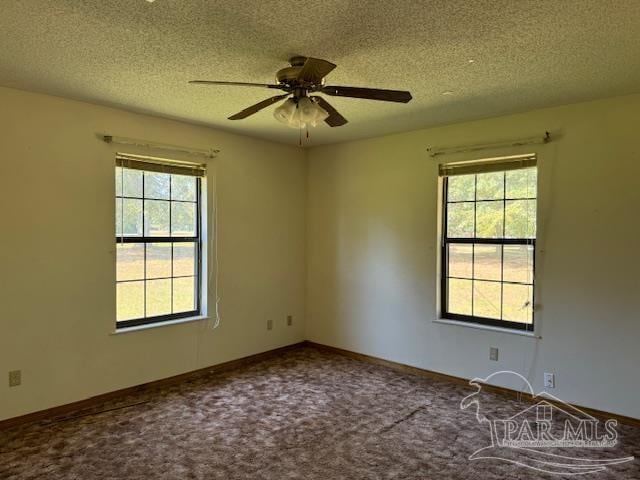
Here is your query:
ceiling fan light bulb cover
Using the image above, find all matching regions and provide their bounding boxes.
[273,98,297,125]
[297,97,315,122]
[273,97,329,129]
[298,97,329,127]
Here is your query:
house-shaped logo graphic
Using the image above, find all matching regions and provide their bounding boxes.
[460,371,634,475]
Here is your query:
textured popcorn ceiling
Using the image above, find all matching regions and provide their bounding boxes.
[1,0,640,146]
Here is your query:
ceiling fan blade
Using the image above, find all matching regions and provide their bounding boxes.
[322,85,412,103]
[189,80,284,90]
[297,57,337,84]
[312,97,348,127]
[228,94,289,120]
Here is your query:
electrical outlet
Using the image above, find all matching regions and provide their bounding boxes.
[287,315,293,326]
[544,372,555,389]
[267,319,273,331]
[489,347,499,361]
[9,370,21,387]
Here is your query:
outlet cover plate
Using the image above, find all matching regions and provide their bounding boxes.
[544,372,555,389]
[9,370,21,387]
[489,347,499,361]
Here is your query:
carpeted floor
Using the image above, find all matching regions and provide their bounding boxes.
[1,345,638,479]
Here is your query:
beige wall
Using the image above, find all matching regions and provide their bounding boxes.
[306,94,640,419]
[2,85,639,422]
[0,87,307,421]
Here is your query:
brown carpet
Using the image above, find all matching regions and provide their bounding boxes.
[1,346,638,479]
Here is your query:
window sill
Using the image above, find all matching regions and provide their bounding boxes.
[112,315,209,335]
[433,318,541,338]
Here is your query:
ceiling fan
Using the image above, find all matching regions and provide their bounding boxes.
[189,56,412,128]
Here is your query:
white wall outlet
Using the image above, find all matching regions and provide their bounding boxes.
[287,315,293,326]
[489,347,499,361]
[544,372,555,389]
[267,319,273,331]
[9,370,21,387]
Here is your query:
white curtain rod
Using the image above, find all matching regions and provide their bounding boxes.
[101,134,220,159]
[428,132,550,158]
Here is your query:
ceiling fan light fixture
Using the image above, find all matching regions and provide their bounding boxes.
[274,97,329,129]
[273,98,297,126]
[299,97,329,127]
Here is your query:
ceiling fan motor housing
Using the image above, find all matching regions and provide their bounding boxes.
[276,56,325,90]
[276,66,302,84]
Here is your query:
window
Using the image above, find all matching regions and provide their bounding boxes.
[115,156,205,328]
[440,155,537,331]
